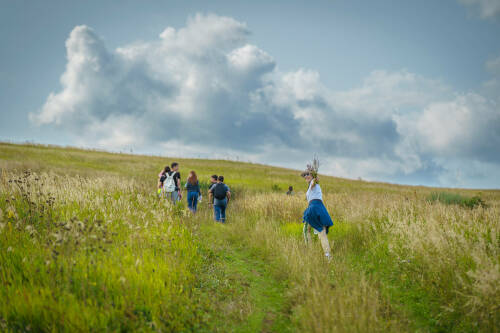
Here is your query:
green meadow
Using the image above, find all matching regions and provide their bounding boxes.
[0,142,499,332]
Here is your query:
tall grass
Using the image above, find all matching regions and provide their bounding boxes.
[224,192,499,331]
[0,170,212,331]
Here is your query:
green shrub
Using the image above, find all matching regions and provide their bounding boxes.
[271,184,281,192]
[427,192,487,208]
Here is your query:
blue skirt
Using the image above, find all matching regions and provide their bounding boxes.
[303,199,333,233]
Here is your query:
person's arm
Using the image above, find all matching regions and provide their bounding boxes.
[226,190,231,203]
[208,189,213,205]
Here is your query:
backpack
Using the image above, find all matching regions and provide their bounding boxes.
[163,172,177,193]
[213,183,227,200]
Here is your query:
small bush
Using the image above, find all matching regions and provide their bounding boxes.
[427,192,487,208]
[271,184,281,192]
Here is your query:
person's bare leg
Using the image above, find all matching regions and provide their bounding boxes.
[317,227,331,260]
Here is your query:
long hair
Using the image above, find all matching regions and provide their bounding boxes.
[188,170,198,185]
[163,166,171,174]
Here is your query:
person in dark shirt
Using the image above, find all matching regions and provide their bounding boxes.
[209,175,231,223]
[286,186,295,195]
[170,162,181,202]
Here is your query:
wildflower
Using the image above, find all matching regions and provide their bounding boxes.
[7,246,12,252]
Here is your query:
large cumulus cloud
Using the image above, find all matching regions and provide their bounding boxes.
[31,14,500,188]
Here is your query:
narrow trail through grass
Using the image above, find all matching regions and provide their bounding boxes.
[192,216,293,332]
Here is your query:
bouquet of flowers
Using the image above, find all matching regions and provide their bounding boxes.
[303,156,320,184]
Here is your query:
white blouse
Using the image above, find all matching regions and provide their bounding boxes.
[306,180,323,202]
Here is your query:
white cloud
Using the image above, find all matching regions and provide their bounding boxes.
[395,93,500,162]
[158,13,249,54]
[330,70,452,118]
[31,14,500,188]
[458,0,500,19]
[227,44,274,73]
[30,25,118,126]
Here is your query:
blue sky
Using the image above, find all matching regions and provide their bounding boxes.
[1,0,500,188]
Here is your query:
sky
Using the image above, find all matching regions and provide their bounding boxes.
[1,0,500,188]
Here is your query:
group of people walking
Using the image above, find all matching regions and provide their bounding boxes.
[157,162,231,223]
[157,160,333,260]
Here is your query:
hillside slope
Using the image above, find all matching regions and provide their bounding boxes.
[1,143,499,332]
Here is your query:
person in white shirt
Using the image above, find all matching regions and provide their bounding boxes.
[301,170,333,261]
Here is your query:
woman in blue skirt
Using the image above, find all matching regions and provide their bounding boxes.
[301,167,333,261]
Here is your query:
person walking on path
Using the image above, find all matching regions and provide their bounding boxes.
[208,175,218,191]
[160,162,182,204]
[209,175,231,223]
[170,162,182,203]
[301,159,333,261]
[185,171,202,213]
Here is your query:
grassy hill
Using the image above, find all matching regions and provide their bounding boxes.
[1,142,499,332]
